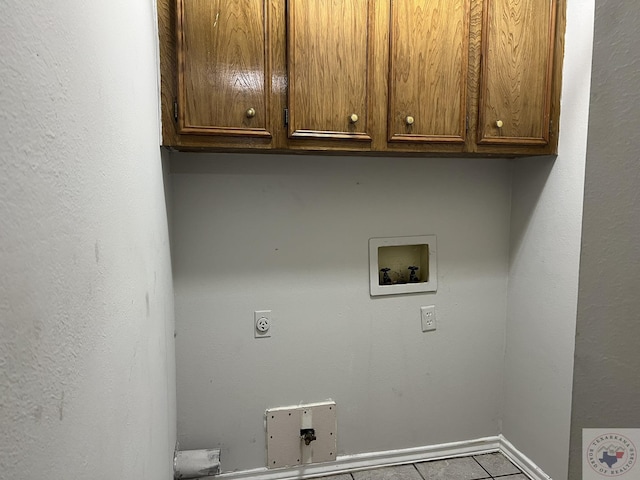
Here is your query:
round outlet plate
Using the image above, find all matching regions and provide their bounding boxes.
[256,317,270,332]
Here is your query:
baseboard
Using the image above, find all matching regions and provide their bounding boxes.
[212,435,552,480]
[214,436,500,480]
[498,435,552,480]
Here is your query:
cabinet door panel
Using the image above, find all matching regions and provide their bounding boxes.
[478,0,556,145]
[389,0,469,143]
[288,0,372,141]
[177,0,271,137]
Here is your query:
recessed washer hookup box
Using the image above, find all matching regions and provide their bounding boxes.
[369,235,437,296]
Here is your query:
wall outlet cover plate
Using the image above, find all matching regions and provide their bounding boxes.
[254,310,271,338]
[421,305,437,332]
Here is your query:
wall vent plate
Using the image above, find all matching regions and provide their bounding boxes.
[369,235,437,296]
[266,401,337,469]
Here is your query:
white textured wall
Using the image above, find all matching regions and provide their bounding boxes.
[171,155,511,472]
[568,2,640,478]
[502,2,595,479]
[0,1,176,478]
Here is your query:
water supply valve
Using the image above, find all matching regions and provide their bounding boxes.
[300,428,316,446]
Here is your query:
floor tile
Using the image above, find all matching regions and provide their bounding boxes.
[352,464,422,480]
[493,475,528,480]
[318,475,352,480]
[415,457,490,480]
[473,453,521,477]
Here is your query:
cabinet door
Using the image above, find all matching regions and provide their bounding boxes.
[177,0,271,137]
[388,0,470,143]
[478,0,557,145]
[287,0,373,141]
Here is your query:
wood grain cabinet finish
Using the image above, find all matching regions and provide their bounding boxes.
[177,0,271,137]
[388,0,470,144]
[287,0,373,141]
[477,0,557,145]
[159,0,565,155]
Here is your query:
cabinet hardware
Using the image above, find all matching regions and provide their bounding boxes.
[349,113,359,124]
[284,108,289,126]
[246,107,256,119]
[405,115,414,126]
[173,99,178,122]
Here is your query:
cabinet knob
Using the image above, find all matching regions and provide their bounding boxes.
[405,115,415,126]
[496,120,504,128]
[246,107,256,118]
[349,113,359,124]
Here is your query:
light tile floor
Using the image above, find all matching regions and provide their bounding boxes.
[322,453,526,480]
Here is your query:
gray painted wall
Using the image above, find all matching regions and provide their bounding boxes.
[569,1,640,478]
[171,155,511,472]
[0,0,176,478]
[501,2,595,479]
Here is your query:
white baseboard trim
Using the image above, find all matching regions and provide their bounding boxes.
[212,435,552,480]
[214,437,500,480]
[498,435,552,480]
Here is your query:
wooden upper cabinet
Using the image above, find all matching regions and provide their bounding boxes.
[388,0,470,143]
[287,0,373,141]
[160,0,565,153]
[477,0,557,145]
[177,0,271,137]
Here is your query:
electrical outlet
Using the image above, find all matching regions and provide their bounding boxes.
[421,305,436,332]
[255,310,271,338]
